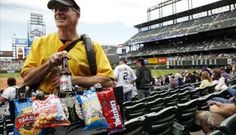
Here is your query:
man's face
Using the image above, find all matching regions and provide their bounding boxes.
[52,4,79,29]
[135,61,140,67]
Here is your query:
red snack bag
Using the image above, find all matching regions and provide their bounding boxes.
[32,94,70,129]
[97,87,124,130]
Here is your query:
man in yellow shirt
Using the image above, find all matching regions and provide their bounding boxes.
[21,0,114,93]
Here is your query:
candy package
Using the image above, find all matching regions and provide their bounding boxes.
[32,94,70,129]
[97,87,124,131]
[77,89,109,130]
[14,98,41,135]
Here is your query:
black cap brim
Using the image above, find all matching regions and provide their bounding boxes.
[47,0,80,12]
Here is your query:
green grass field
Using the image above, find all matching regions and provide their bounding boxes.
[0,73,20,78]
[0,69,197,78]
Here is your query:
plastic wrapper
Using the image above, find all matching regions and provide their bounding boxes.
[32,94,70,129]
[61,96,83,123]
[97,87,124,131]
[77,89,109,130]
[14,98,41,135]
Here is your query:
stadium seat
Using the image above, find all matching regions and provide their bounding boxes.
[178,91,190,103]
[199,87,209,96]
[169,89,179,95]
[208,130,222,135]
[0,119,3,135]
[179,87,191,93]
[144,106,177,135]
[149,91,158,96]
[213,89,231,99]
[198,94,214,110]
[219,114,236,135]
[159,91,169,99]
[227,79,236,86]
[208,84,217,94]
[124,102,146,120]
[123,116,145,135]
[192,82,201,88]
[146,98,164,113]
[176,99,199,133]
[6,123,14,134]
[164,93,178,107]
[230,84,236,90]
[133,98,146,104]
[190,90,200,99]
[146,93,160,102]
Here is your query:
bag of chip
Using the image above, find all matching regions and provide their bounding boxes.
[77,89,109,130]
[14,98,41,135]
[97,87,124,131]
[32,94,70,129]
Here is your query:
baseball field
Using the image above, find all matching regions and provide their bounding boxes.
[0,69,196,90]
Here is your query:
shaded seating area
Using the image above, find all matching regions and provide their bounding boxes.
[144,106,177,135]
[208,114,236,135]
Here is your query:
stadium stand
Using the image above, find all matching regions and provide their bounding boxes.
[123,0,236,69]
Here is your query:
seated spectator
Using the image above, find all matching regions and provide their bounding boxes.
[220,67,230,80]
[227,61,236,85]
[197,100,236,133]
[169,75,178,89]
[199,71,213,89]
[212,68,228,91]
[208,96,235,104]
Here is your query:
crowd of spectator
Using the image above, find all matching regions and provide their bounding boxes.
[128,10,236,44]
[128,36,236,57]
[0,60,24,72]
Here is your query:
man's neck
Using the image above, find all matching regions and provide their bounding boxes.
[58,29,79,41]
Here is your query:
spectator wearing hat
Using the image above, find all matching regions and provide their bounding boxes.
[114,57,137,101]
[21,0,114,94]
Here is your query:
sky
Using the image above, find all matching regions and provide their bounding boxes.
[0,0,219,51]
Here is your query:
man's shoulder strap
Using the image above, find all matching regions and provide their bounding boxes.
[64,34,97,75]
[81,34,97,75]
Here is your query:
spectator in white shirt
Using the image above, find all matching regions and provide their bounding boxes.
[114,57,137,101]
[0,78,17,121]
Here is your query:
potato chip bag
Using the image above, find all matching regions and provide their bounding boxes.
[32,94,70,128]
[77,89,108,130]
[97,87,124,131]
[14,98,41,135]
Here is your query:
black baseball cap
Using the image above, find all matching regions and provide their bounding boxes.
[119,57,127,63]
[47,0,80,12]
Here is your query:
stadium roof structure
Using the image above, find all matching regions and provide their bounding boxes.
[125,0,236,45]
[135,0,236,29]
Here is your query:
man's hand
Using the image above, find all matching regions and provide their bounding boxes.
[48,51,68,68]
[209,105,220,113]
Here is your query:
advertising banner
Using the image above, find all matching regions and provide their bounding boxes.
[15,38,28,46]
[158,57,167,65]
[16,46,24,60]
[148,58,158,64]
[24,47,31,58]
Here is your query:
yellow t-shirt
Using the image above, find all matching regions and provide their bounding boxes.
[21,32,114,93]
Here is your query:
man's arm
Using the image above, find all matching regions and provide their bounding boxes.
[72,75,113,88]
[21,51,67,86]
[21,61,51,86]
[210,104,236,117]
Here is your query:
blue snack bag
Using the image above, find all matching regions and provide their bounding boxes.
[14,98,42,135]
[77,89,109,130]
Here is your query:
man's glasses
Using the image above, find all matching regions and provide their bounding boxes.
[52,6,70,13]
